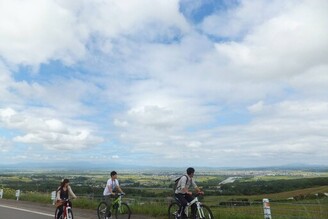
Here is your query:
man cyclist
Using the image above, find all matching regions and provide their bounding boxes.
[175,167,203,219]
[103,171,125,219]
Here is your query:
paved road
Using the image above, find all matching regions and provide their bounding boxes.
[0,199,159,219]
[0,204,53,219]
[0,199,92,219]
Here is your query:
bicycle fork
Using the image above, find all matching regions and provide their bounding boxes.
[196,202,205,219]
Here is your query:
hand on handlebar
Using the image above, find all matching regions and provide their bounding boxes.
[193,191,204,197]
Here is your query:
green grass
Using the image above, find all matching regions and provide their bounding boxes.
[2,187,327,219]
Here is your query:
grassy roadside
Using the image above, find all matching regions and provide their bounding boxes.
[1,186,327,219]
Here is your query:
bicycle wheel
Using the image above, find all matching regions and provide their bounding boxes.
[97,201,109,219]
[54,208,61,219]
[168,202,180,219]
[198,204,213,219]
[67,208,74,219]
[114,203,131,219]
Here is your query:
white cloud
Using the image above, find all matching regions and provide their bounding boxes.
[0,0,88,68]
[201,0,287,38]
[0,137,11,152]
[214,0,328,80]
[0,0,327,166]
[0,108,103,150]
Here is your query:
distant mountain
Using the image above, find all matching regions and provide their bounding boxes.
[0,162,327,172]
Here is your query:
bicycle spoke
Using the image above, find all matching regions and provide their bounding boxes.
[168,202,180,219]
[67,209,74,219]
[198,204,213,219]
[97,201,109,219]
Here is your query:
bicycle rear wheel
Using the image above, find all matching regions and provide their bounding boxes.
[97,201,109,219]
[198,204,213,219]
[113,203,131,219]
[168,202,180,219]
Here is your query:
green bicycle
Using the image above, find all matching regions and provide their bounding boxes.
[97,193,131,219]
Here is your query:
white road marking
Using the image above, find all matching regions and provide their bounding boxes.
[0,204,53,217]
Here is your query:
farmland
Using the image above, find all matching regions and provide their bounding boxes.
[0,167,327,218]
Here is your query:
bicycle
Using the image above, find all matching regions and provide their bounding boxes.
[97,193,131,219]
[168,193,213,219]
[55,198,73,219]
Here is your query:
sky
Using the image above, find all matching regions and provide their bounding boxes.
[0,0,327,168]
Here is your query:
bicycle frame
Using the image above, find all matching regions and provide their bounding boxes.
[187,196,205,218]
[183,195,206,218]
[97,193,131,219]
[112,193,124,213]
[61,199,72,219]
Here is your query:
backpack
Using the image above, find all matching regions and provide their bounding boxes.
[173,175,189,192]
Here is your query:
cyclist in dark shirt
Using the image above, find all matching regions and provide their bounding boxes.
[55,179,77,219]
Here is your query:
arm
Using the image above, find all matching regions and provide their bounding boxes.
[68,186,77,199]
[117,185,124,193]
[56,190,61,201]
[107,180,114,194]
[193,181,204,195]
[115,179,124,194]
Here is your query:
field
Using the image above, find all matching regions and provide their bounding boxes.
[0,167,327,218]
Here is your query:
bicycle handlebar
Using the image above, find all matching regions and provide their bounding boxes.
[194,192,204,197]
[114,192,125,196]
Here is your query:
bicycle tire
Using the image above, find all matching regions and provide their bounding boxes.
[54,207,60,219]
[113,202,131,219]
[97,201,109,219]
[198,204,213,219]
[168,202,180,219]
[67,208,74,219]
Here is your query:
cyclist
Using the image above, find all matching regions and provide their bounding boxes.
[175,167,204,219]
[103,171,125,219]
[55,178,77,219]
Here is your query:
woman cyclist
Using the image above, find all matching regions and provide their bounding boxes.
[55,178,77,219]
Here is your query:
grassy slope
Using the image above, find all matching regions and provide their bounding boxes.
[205,185,328,203]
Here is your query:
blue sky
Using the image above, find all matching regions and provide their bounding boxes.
[0,0,328,168]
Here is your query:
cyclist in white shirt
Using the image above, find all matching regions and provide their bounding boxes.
[103,171,124,219]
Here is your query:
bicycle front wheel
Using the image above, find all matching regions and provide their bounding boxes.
[97,201,108,219]
[168,202,180,219]
[198,204,213,219]
[67,208,74,219]
[113,203,131,219]
[54,208,61,219]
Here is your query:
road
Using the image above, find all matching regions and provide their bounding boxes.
[0,199,158,219]
[0,204,53,219]
[0,199,93,219]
